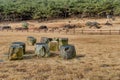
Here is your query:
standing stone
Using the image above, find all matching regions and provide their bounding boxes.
[8,45,23,60]
[35,43,50,57]
[40,37,52,44]
[59,38,68,49]
[27,36,36,46]
[53,37,59,42]
[11,42,26,54]
[60,45,76,59]
[49,41,59,52]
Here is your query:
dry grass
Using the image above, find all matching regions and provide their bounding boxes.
[0,18,120,80]
[0,31,120,80]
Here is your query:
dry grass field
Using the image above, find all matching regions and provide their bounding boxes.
[0,31,120,80]
[0,18,120,80]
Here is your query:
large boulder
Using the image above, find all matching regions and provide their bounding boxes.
[1,26,12,30]
[60,45,76,59]
[11,42,26,54]
[53,37,59,42]
[35,43,50,57]
[40,37,52,44]
[85,21,101,29]
[27,36,36,46]
[49,41,59,52]
[39,25,48,30]
[15,27,28,31]
[8,45,24,60]
[59,38,68,49]
[63,24,76,30]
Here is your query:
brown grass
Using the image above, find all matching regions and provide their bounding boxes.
[0,31,120,80]
[0,18,120,80]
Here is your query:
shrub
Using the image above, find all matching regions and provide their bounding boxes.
[22,22,29,29]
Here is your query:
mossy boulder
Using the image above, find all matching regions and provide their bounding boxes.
[53,37,59,42]
[8,45,24,60]
[11,42,26,54]
[49,41,59,52]
[27,36,36,46]
[35,43,50,57]
[63,24,76,29]
[60,45,76,59]
[85,21,101,29]
[40,37,52,44]
[59,38,68,49]
[39,25,48,30]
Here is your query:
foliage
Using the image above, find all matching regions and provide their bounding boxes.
[22,21,29,28]
[0,0,120,21]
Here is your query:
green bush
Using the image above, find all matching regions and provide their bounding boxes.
[22,22,29,28]
[0,0,119,21]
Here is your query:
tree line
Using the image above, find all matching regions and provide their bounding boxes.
[0,0,120,21]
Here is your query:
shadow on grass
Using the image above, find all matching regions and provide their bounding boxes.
[24,51,59,60]
[25,50,34,54]
[24,50,36,60]
[76,54,86,59]
[50,52,59,58]
[3,51,84,60]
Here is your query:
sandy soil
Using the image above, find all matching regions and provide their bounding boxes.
[0,18,120,80]
[0,31,120,80]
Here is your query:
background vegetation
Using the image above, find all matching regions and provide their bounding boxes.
[0,0,120,21]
